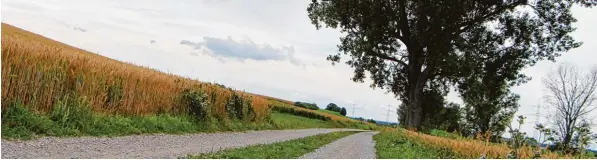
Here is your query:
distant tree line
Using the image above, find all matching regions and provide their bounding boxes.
[325,103,341,112]
[351,117,377,124]
[325,103,347,116]
[294,101,319,110]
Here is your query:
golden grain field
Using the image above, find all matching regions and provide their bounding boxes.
[1,23,270,121]
[1,22,367,124]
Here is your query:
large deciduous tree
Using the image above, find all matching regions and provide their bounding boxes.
[307,0,594,129]
[543,63,597,151]
[455,28,529,138]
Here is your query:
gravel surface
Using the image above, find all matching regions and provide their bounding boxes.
[300,131,379,159]
[1,128,363,159]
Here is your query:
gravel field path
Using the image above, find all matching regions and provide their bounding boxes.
[300,131,379,159]
[1,128,363,159]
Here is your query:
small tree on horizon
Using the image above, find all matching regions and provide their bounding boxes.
[325,103,342,112]
[340,107,347,116]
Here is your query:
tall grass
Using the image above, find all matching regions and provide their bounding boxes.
[1,23,270,122]
[381,128,570,159]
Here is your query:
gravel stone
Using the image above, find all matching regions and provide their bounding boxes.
[1,128,363,159]
[300,131,379,159]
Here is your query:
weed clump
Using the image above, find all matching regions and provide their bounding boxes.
[182,88,211,121]
[225,91,256,121]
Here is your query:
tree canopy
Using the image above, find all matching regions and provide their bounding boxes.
[340,107,347,116]
[307,0,594,129]
[325,103,342,112]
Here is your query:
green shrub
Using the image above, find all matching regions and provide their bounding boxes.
[225,91,256,121]
[181,88,211,121]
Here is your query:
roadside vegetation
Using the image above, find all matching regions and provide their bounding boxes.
[187,131,359,159]
[374,128,455,159]
[0,90,373,140]
[375,128,570,159]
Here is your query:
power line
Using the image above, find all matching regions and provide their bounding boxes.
[382,104,392,122]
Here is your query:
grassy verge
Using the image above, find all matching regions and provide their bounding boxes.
[1,101,371,140]
[0,100,277,140]
[374,129,456,159]
[374,128,569,159]
[187,131,359,159]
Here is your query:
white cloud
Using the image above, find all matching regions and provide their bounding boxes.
[2,0,596,148]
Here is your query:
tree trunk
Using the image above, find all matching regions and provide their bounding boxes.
[562,118,576,152]
[562,130,573,152]
[404,45,426,130]
[405,74,425,130]
[408,101,423,130]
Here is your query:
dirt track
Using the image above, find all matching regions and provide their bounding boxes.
[1,128,363,159]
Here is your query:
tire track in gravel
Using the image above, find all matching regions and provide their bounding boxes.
[1,128,364,159]
[300,131,379,159]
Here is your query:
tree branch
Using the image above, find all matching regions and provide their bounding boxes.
[398,0,411,46]
[365,52,408,67]
[451,0,527,35]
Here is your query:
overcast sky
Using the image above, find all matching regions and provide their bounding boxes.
[2,0,596,146]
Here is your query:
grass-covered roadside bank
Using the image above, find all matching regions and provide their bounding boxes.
[1,100,271,140]
[1,100,372,140]
[373,128,569,159]
[374,128,455,159]
[187,131,360,159]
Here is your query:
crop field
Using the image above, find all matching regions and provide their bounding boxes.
[1,23,270,119]
[1,22,361,123]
